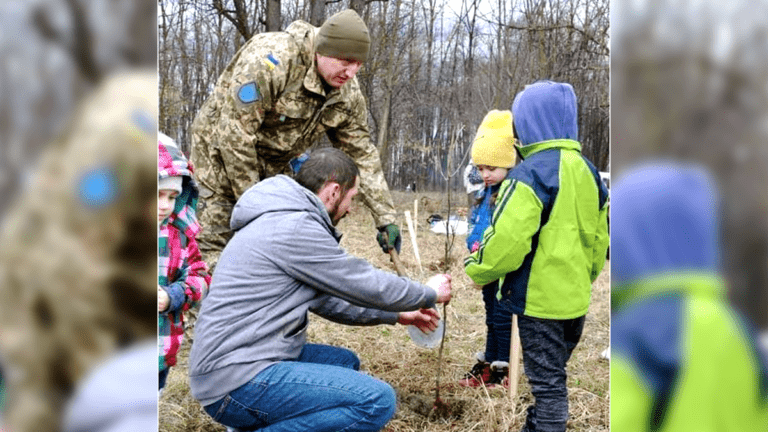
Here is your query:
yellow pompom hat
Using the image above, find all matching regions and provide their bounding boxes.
[470,110,516,168]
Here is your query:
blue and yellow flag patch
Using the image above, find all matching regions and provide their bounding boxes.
[263,53,280,70]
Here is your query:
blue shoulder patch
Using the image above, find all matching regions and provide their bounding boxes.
[78,167,118,208]
[237,82,260,104]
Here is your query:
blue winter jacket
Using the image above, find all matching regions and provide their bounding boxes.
[466,183,501,252]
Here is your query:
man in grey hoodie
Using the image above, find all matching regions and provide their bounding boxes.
[189,148,452,432]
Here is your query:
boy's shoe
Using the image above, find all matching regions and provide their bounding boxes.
[458,354,492,387]
[485,361,510,389]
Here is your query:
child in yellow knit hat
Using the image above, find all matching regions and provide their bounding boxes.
[459,109,518,388]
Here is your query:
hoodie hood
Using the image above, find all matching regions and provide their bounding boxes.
[63,340,157,432]
[611,162,722,290]
[158,134,200,235]
[511,80,578,146]
[230,175,339,239]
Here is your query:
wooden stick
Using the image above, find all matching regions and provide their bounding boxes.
[413,199,418,236]
[509,314,521,401]
[388,249,407,277]
[404,210,423,276]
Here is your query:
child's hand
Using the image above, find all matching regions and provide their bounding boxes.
[471,241,480,253]
[158,286,170,312]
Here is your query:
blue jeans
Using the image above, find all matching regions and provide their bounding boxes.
[203,343,397,431]
[481,281,512,363]
[159,367,170,390]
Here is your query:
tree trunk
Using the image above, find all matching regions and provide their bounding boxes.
[349,0,366,16]
[266,0,281,31]
[309,0,325,26]
[376,0,401,177]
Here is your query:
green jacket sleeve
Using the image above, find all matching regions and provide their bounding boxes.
[611,355,652,432]
[464,179,542,286]
[591,200,610,282]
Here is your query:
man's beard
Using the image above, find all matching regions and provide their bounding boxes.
[329,197,345,226]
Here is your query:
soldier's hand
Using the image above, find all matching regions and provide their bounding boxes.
[376,224,402,254]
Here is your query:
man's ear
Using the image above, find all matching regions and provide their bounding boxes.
[329,182,341,198]
[318,181,341,206]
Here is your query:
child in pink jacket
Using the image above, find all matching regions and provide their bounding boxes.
[158,133,211,392]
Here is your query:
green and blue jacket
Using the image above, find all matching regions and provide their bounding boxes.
[464,81,609,319]
[610,164,768,431]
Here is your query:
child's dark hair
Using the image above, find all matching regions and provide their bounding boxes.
[294,148,359,196]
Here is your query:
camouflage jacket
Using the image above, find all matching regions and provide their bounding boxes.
[190,20,396,227]
[0,70,158,432]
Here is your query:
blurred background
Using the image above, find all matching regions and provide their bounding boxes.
[0,0,156,218]
[612,0,768,332]
[0,0,157,431]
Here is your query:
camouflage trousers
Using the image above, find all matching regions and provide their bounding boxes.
[185,187,235,340]
[196,187,238,271]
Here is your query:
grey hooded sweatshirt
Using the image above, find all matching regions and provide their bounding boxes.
[188,175,437,406]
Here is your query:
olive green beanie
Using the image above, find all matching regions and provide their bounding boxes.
[315,9,371,63]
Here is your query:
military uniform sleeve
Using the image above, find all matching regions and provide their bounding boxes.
[206,42,291,201]
[215,73,271,200]
[464,179,543,285]
[327,93,396,227]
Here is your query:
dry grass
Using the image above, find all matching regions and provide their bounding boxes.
[159,191,609,432]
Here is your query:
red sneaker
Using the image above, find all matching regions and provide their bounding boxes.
[458,361,491,387]
[485,362,510,389]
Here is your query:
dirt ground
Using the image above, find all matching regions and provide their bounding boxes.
[159,190,609,432]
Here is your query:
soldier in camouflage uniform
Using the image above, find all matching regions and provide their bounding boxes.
[191,9,401,270]
[0,70,157,432]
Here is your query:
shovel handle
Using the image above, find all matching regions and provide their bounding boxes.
[389,249,407,277]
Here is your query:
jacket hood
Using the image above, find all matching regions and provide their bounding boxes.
[516,139,582,160]
[230,175,338,237]
[511,80,578,146]
[611,162,721,288]
[158,133,199,235]
[286,19,316,43]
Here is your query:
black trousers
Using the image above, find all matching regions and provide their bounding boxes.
[517,314,586,432]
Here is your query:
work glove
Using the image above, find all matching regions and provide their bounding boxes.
[376,224,402,254]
